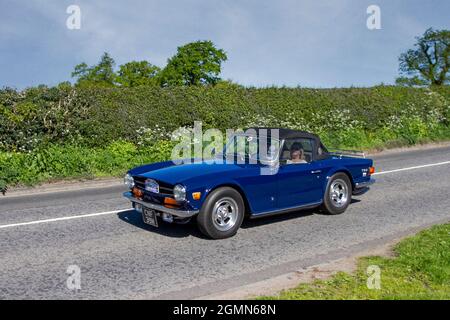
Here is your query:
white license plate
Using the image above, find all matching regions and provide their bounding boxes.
[142,207,158,227]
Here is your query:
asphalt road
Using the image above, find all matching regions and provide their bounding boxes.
[1,145,449,299]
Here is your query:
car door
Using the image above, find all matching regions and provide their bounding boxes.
[276,138,324,208]
[235,163,278,213]
[229,133,279,214]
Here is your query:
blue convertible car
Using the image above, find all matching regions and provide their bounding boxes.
[124,128,375,239]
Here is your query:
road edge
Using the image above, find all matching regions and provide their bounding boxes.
[4,177,122,198]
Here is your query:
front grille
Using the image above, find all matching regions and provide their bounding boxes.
[133,176,174,195]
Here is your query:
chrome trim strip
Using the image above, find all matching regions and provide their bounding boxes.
[250,201,323,219]
[354,178,375,189]
[123,192,199,218]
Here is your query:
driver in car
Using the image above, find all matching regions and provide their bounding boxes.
[286,143,307,164]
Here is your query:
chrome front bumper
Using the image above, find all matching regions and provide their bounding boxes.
[123,192,199,218]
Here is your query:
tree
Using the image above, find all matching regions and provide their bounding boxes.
[395,76,428,87]
[397,28,449,86]
[116,61,160,87]
[71,52,116,86]
[159,40,227,86]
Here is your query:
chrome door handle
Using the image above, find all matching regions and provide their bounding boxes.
[311,170,322,174]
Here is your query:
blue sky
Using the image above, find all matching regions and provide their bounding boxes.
[1,0,449,89]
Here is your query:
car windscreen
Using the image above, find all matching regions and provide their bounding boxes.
[222,134,280,163]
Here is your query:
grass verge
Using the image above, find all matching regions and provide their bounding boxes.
[259,223,450,300]
[0,140,174,193]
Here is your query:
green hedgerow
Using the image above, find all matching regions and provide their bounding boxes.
[1,85,449,152]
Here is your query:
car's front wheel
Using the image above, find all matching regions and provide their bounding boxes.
[321,173,352,215]
[197,187,245,239]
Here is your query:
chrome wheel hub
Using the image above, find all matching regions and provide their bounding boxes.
[212,197,238,231]
[330,179,348,207]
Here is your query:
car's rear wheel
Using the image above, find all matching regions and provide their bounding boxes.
[197,187,245,239]
[321,173,352,215]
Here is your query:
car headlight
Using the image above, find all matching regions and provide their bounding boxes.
[173,184,186,201]
[124,173,135,189]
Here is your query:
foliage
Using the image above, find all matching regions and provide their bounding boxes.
[116,61,160,87]
[0,179,7,195]
[1,85,449,152]
[395,76,428,87]
[0,84,91,152]
[397,28,450,86]
[72,52,116,87]
[0,140,174,187]
[159,40,228,86]
[259,223,450,300]
[69,40,227,88]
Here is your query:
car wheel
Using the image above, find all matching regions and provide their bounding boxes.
[197,187,245,239]
[321,173,352,215]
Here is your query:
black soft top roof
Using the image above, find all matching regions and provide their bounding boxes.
[245,127,321,141]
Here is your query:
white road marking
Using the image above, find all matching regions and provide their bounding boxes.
[372,160,450,175]
[0,209,130,229]
[1,160,449,230]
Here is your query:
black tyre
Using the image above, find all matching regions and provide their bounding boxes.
[321,173,352,215]
[197,187,245,239]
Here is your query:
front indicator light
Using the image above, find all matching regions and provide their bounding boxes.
[132,187,143,198]
[192,192,201,200]
[164,197,179,207]
[369,166,375,175]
